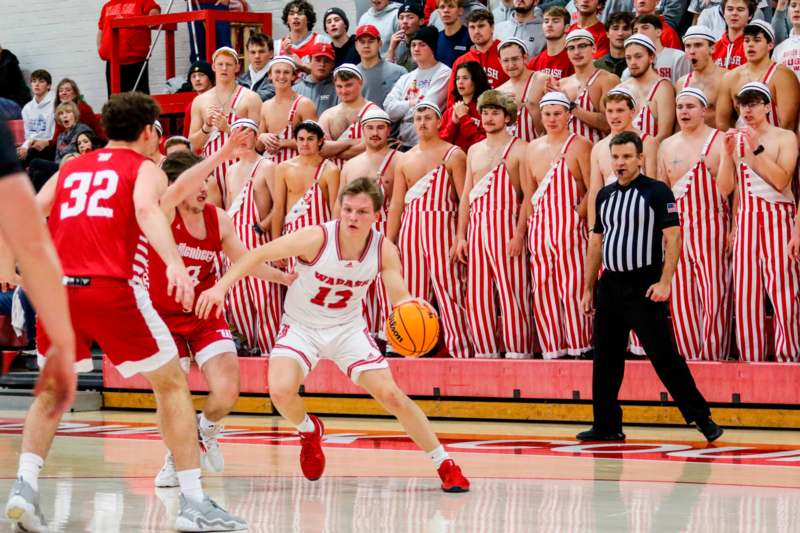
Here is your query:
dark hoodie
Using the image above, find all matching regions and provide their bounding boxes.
[0,48,31,108]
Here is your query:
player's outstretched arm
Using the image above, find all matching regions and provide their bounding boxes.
[0,172,75,416]
[134,160,194,310]
[196,225,324,319]
[218,209,298,286]
[160,128,247,213]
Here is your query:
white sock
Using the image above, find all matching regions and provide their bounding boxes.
[198,412,217,433]
[177,468,204,504]
[295,415,315,434]
[17,453,44,492]
[429,446,449,469]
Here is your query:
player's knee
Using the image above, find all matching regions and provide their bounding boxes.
[374,385,408,414]
[269,380,300,406]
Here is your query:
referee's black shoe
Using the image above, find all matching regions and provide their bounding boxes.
[696,418,724,442]
[575,428,626,441]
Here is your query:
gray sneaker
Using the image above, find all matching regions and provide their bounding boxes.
[175,494,247,532]
[5,477,48,533]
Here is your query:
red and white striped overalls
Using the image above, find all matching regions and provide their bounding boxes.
[528,133,592,358]
[332,102,378,170]
[362,149,397,335]
[633,78,668,138]
[733,136,800,362]
[226,158,282,353]
[283,160,332,272]
[568,70,603,144]
[670,130,732,361]
[735,63,780,129]
[271,96,302,165]
[203,86,245,207]
[398,146,472,358]
[513,74,538,142]
[467,139,533,358]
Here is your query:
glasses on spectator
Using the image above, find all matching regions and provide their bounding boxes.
[566,43,593,52]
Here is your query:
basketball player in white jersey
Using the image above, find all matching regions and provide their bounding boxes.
[556,29,618,144]
[717,82,800,362]
[318,64,375,163]
[272,121,339,247]
[657,88,732,360]
[195,178,471,493]
[223,119,283,355]
[337,108,398,334]
[188,47,262,206]
[455,90,533,358]
[676,26,724,128]
[619,33,675,142]
[258,56,317,164]
[524,92,593,359]
[716,20,800,131]
[496,37,547,141]
[388,102,472,358]
[151,135,295,487]
[588,87,659,228]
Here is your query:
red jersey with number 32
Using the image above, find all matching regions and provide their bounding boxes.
[284,220,383,327]
[148,204,222,314]
[49,148,148,279]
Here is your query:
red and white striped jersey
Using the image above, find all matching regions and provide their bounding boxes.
[530,133,583,231]
[568,70,603,144]
[469,139,519,212]
[148,204,222,314]
[633,78,669,138]
[404,146,460,214]
[284,220,383,327]
[272,96,302,165]
[203,86,246,207]
[512,74,538,142]
[671,129,728,216]
[373,148,398,234]
[228,158,271,249]
[736,134,795,210]
[283,160,332,234]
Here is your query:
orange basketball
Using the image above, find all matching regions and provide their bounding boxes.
[385,301,440,357]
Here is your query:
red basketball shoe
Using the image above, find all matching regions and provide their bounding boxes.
[299,415,325,481]
[437,459,470,492]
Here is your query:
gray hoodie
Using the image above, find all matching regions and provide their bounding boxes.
[357,3,401,55]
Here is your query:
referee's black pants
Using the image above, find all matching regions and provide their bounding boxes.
[592,267,711,433]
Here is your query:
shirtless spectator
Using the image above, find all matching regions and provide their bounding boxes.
[676,26,725,127]
[259,57,317,165]
[318,65,376,165]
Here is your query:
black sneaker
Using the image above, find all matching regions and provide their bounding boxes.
[576,427,626,441]
[696,418,723,442]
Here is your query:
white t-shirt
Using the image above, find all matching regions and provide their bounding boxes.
[774,31,800,79]
[383,62,452,147]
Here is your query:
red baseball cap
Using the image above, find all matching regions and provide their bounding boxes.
[355,24,381,40]
[309,42,335,61]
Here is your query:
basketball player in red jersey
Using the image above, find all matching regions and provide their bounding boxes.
[188,47,262,207]
[196,177,470,493]
[150,133,295,488]
[8,93,247,532]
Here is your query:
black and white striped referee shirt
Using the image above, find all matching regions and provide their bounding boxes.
[593,175,680,272]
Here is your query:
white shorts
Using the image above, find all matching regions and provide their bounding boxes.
[271,315,388,383]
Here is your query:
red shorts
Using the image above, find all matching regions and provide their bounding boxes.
[160,311,235,369]
[37,278,177,378]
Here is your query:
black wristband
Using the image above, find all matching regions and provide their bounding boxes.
[752,144,765,156]
[252,223,265,236]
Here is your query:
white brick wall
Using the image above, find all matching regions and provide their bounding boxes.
[2,0,357,110]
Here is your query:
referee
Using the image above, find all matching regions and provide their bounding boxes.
[578,131,723,442]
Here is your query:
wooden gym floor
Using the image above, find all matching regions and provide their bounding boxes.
[1,409,799,532]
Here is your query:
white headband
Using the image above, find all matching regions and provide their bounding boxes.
[737,81,772,103]
[267,56,297,72]
[360,107,391,125]
[333,63,363,81]
[624,33,657,54]
[212,46,239,62]
[498,37,528,54]
[676,87,709,108]
[539,91,572,110]
[682,25,716,44]
[745,19,775,42]
[230,118,259,132]
[414,101,442,118]
[565,29,595,46]
[607,86,638,108]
